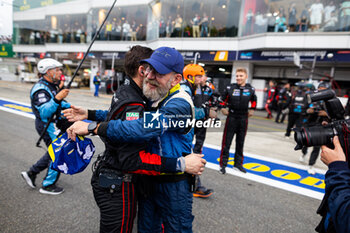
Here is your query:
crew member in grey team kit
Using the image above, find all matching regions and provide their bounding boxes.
[21,58,71,195]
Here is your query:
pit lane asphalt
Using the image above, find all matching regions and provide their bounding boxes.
[0,81,322,233]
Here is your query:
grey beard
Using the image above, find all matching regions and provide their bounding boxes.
[143,78,173,102]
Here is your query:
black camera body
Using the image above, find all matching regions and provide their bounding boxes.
[208,93,224,108]
[306,89,345,120]
[294,89,350,163]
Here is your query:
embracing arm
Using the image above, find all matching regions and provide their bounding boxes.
[88,110,108,122]
[98,97,192,142]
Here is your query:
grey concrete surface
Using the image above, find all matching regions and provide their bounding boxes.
[0,81,324,232]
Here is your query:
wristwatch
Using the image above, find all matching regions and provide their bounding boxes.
[88,121,98,135]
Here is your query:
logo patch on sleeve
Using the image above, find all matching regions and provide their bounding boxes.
[126,112,139,121]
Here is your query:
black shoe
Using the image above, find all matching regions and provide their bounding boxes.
[21,171,36,188]
[39,185,64,195]
[219,167,226,175]
[234,166,247,173]
[193,188,214,198]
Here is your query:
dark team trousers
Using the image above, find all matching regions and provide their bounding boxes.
[30,120,60,186]
[275,104,287,123]
[285,113,303,137]
[193,123,208,191]
[91,173,136,233]
[30,120,52,173]
[193,123,207,154]
[303,146,321,166]
[220,114,248,168]
[309,146,320,166]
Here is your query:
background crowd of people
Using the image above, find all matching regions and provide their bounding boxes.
[15,0,350,45]
[244,0,350,36]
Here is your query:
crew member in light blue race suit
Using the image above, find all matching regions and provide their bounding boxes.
[21,58,71,195]
[68,47,197,232]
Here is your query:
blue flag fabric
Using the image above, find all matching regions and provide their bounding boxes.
[48,132,95,175]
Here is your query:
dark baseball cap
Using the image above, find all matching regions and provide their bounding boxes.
[318,81,330,89]
[141,47,184,74]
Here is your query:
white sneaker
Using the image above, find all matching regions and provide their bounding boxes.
[307,166,316,175]
[285,136,290,139]
[299,155,305,163]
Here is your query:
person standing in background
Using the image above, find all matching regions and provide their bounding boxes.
[21,58,71,195]
[288,2,297,32]
[299,82,330,175]
[93,72,101,97]
[200,13,209,37]
[339,0,350,31]
[309,0,324,31]
[324,1,336,23]
[173,14,183,37]
[122,20,131,41]
[191,14,201,37]
[264,80,276,119]
[284,86,308,139]
[275,83,291,124]
[219,68,257,174]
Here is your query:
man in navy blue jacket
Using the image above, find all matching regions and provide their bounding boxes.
[319,136,350,233]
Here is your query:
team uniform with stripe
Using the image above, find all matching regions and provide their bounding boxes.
[29,79,71,187]
[90,77,183,233]
[219,83,257,169]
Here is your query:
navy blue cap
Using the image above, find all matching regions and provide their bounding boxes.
[141,47,184,74]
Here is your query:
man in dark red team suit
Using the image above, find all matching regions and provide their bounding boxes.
[264,80,276,119]
[219,68,257,174]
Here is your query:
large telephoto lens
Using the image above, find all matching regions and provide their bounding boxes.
[307,89,335,104]
[294,124,334,150]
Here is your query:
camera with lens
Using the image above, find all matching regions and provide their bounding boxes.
[208,92,224,108]
[294,89,350,155]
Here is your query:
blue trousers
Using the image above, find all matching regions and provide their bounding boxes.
[138,179,194,233]
[94,84,100,96]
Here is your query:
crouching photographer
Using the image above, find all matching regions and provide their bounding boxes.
[293,88,350,232]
